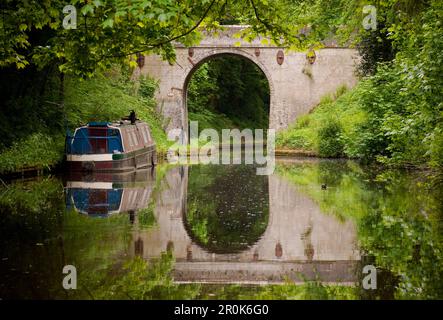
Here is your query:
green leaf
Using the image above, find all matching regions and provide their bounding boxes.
[81,4,94,16]
[103,18,114,29]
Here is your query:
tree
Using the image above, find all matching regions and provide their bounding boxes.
[0,0,297,77]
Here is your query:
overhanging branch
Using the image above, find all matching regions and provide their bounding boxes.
[100,0,218,60]
[248,0,273,31]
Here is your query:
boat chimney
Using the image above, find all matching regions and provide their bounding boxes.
[129,110,136,124]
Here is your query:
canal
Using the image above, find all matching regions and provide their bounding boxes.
[0,158,441,299]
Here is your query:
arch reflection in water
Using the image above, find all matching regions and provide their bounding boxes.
[65,170,156,218]
[184,165,269,254]
[131,163,361,285]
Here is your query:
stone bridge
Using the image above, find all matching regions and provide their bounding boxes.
[136,25,360,136]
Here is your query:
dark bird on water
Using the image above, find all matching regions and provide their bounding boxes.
[321,184,327,190]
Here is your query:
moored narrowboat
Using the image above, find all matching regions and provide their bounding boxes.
[66,112,156,172]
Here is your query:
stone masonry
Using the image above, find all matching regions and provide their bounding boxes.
[137,25,360,138]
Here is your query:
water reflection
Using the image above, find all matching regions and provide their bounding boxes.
[131,164,360,285]
[61,164,361,285]
[65,170,155,217]
[185,165,269,254]
[0,159,441,299]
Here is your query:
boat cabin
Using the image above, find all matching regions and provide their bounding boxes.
[66,117,156,172]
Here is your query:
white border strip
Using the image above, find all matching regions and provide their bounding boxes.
[67,154,113,161]
[66,181,114,189]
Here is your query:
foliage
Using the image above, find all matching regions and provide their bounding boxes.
[276,0,443,168]
[0,133,64,173]
[277,85,360,157]
[275,114,315,150]
[138,75,159,100]
[278,2,442,167]
[90,254,201,300]
[318,119,344,158]
[137,206,157,229]
[0,0,297,77]
[0,178,64,299]
[188,109,237,135]
[277,0,358,50]
[195,282,358,300]
[0,177,63,221]
[187,63,218,114]
[0,166,202,300]
[357,24,395,76]
[276,161,443,299]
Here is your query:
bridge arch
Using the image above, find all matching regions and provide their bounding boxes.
[182,49,275,135]
[183,49,275,100]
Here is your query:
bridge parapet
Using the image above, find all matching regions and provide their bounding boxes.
[174,25,280,48]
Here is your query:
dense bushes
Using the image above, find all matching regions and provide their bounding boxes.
[0,133,64,173]
[277,1,443,168]
[276,161,443,299]
[318,120,344,157]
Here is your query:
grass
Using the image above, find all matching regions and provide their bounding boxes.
[189,109,237,134]
[276,85,367,157]
[0,133,65,173]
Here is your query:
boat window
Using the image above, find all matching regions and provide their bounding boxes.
[88,127,107,154]
[128,131,134,147]
[131,131,138,146]
[145,126,152,143]
[141,126,149,144]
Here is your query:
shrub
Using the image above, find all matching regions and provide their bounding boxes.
[0,133,64,173]
[138,76,158,100]
[318,120,344,157]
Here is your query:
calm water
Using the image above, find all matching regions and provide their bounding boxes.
[0,158,442,299]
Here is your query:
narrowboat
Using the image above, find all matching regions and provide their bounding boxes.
[65,112,157,172]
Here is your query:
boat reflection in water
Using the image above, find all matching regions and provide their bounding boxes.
[65,169,156,219]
